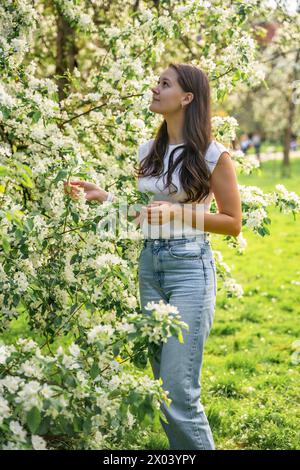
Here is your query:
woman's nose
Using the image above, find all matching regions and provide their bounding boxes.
[151,85,160,94]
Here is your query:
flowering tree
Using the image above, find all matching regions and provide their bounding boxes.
[1,0,300,449]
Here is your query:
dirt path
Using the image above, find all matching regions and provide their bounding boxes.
[248,150,300,161]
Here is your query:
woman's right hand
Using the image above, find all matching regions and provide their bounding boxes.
[63,180,109,203]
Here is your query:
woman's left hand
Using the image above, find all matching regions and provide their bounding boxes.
[141,201,179,225]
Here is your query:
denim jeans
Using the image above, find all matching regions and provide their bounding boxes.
[138,233,217,450]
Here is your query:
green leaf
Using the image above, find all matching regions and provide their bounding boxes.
[71,211,80,224]
[57,416,74,436]
[132,350,148,369]
[12,294,20,307]
[177,329,184,344]
[113,344,120,356]
[116,245,123,256]
[27,407,41,433]
[73,415,82,432]
[37,416,51,435]
[90,362,100,379]
[24,218,34,232]
[20,172,34,188]
[83,418,92,435]
[63,373,76,387]
[108,389,120,399]
[2,236,10,254]
[70,254,81,264]
[159,408,169,424]
[28,110,42,123]
[54,169,69,184]
[0,166,9,177]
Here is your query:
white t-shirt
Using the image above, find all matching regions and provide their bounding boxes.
[137,138,229,239]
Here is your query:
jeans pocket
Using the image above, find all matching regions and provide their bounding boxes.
[168,241,203,260]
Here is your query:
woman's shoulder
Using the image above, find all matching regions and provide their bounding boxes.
[205,139,231,173]
[138,138,155,160]
[205,139,231,162]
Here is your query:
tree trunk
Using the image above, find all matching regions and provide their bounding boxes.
[55,13,78,102]
[281,49,300,177]
[282,123,292,177]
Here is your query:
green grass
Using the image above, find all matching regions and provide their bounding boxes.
[247,141,283,154]
[126,157,300,450]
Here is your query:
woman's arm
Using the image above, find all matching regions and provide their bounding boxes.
[64,181,143,229]
[64,180,112,204]
[202,151,242,236]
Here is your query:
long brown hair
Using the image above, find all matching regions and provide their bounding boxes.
[135,63,213,204]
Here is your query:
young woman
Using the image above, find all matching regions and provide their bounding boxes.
[64,63,242,450]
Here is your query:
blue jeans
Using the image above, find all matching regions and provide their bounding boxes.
[138,234,217,450]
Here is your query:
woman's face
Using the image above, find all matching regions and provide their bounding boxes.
[150,67,186,115]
